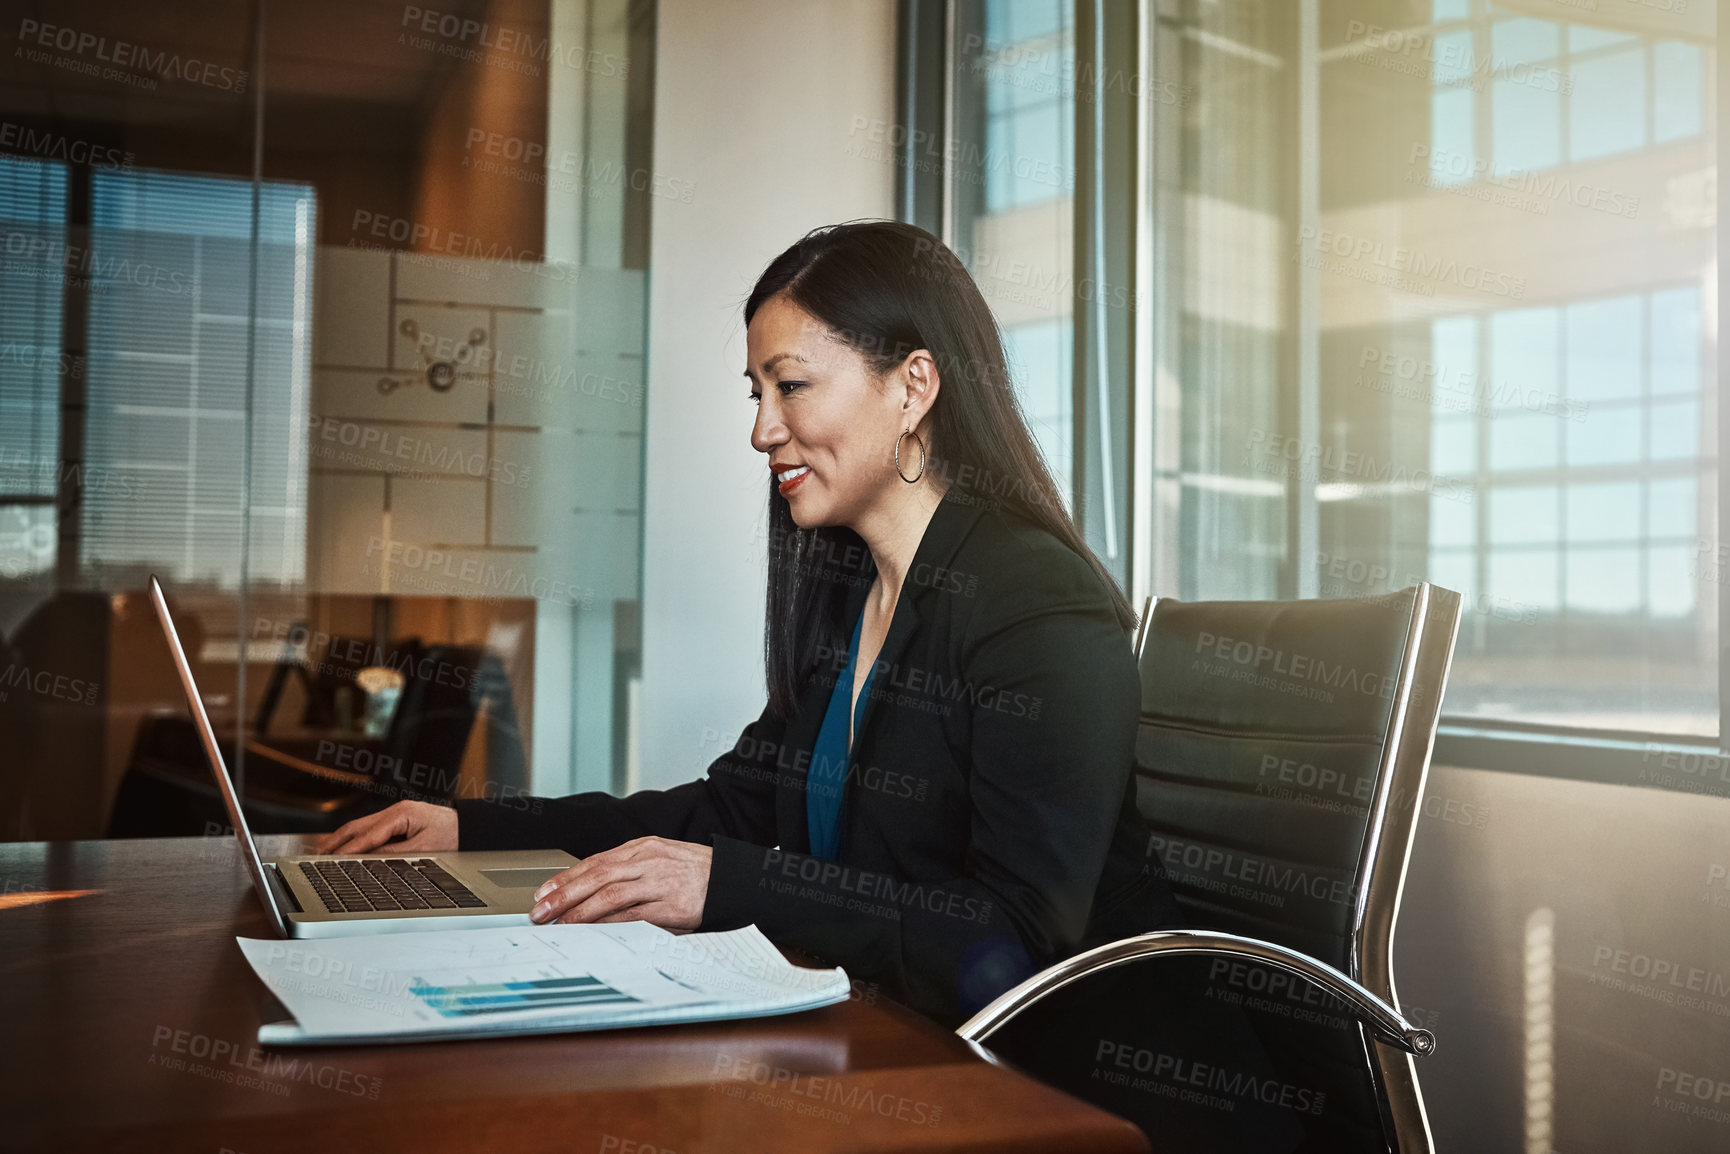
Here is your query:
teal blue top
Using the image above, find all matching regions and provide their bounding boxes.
[806,607,877,860]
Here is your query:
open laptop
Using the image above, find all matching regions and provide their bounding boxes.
[149,574,576,938]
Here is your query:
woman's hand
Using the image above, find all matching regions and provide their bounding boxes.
[531,836,712,932]
[313,800,458,855]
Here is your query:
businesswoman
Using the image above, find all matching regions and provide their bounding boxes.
[316,219,1179,1025]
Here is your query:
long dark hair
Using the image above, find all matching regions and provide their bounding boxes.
[745,219,1136,719]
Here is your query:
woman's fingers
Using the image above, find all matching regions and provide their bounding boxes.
[550,878,655,924]
[312,813,373,854]
[311,802,422,858]
[532,862,585,904]
[593,901,672,925]
[533,861,643,923]
[532,842,646,904]
[526,838,711,931]
[320,821,384,855]
[313,804,410,854]
[384,827,438,853]
[533,839,648,896]
[311,823,353,855]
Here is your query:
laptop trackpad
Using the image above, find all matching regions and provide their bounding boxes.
[480,867,566,888]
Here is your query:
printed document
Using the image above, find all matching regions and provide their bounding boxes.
[235,921,850,1046]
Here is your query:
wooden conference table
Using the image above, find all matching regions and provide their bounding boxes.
[0,835,1149,1153]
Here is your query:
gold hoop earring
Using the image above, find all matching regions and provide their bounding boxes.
[894,427,926,484]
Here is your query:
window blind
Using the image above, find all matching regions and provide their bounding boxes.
[0,155,67,580]
[81,168,314,588]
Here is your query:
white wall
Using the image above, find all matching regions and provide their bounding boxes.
[638,0,899,789]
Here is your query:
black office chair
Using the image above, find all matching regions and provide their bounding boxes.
[956,583,1461,1153]
[0,590,111,841]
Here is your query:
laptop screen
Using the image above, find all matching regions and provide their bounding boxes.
[148,575,289,936]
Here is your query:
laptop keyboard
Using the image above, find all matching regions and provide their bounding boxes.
[299,858,487,914]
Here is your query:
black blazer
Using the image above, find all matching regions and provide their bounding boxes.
[454,488,1180,1025]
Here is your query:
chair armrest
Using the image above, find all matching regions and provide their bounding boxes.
[956,929,1437,1057]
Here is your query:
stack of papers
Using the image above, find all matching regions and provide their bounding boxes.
[236,921,850,1046]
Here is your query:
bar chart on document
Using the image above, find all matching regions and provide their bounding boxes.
[412,974,639,1017]
[398,932,656,1017]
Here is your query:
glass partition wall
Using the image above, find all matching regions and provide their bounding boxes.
[0,0,654,842]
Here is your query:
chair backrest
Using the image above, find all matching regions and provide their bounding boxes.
[1133,584,1459,976]
[376,642,478,790]
[1,590,111,839]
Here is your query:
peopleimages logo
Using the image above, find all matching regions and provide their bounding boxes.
[399,5,631,77]
[1146,833,1361,910]
[1408,145,1639,219]
[1245,428,1475,504]
[1639,744,1730,795]
[347,210,574,281]
[847,117,1075,192]
[313,740,543,813]
[932,238,1140,312]
[16,19,249,92]
[405,328,642,407]
[0,445,140,500]
[718,745,931,805]
[1312,549,1540,627]
[1207,956,1352,1016]
[1592,945,1730,1000]
[0,661,99,706]
[1193,630,1400,701]
[1355,343,1589,423]
[309,416,532,487]
[462,130,693,203]
[259,943,415,999]
[1258,754,1373,804]
[0,122,133,169]
[961,32,1191,107]
[812,649,1041,721]
[758,849,992,925]
[1344,19,1570,95]
[1094,1040,1328,1115]
[149,1025,381,1098]
[1295,225,1527,299]
[710,1054,942,1126]
[361,536,596,609]
[1,228,197,296]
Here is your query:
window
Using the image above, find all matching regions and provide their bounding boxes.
[979,0,1074,213]
[0,156,68,581]
[1427,1,1703,185]
[1424,287,1709,727]
[0,161,314,591]
[926,0,1717,742]
[952,0,1077,505]
[83,169,314,588]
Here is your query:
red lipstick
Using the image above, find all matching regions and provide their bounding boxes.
[776,466,811,497]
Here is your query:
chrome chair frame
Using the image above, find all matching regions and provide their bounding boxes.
[958,582,1462,1153]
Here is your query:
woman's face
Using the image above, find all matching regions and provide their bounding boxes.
[745,294,932,530]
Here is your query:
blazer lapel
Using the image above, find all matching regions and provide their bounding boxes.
[848,490,986,748]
